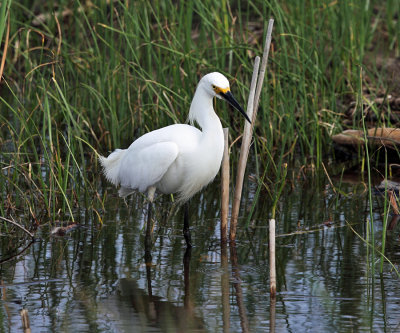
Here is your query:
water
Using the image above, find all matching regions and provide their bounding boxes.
[1,169,400,332]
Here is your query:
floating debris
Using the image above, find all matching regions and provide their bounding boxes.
[51,223,78,237]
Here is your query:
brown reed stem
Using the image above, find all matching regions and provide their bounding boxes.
[221,128,230,243]
[269,218,276,297]
[230,19,274,241]
[0,12,10,83]
[253,19,274,118]
[230,56,260,240]
[20,308,31,333]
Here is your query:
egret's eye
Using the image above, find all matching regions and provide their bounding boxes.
[212,85,220,94]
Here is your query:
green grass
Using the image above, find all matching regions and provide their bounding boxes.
[0,0,399,229]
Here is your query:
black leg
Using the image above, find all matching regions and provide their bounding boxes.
[183,201,192,247]
[145,201,152,248]
[145,201,153,298]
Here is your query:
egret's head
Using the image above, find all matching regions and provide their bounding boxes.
[200,72,230,97]
[200,72,251,123]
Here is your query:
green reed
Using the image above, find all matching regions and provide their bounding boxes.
[0,0,399,227]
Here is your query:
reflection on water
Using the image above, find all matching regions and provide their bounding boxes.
[1,169,400,332]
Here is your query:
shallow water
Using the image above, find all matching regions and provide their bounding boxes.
[1,169,400,332]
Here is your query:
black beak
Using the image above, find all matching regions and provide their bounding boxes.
[220,91,251,124]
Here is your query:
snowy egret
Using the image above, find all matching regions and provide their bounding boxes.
[100,72,249,245]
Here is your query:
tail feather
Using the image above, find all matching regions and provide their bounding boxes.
[99,149,126,186]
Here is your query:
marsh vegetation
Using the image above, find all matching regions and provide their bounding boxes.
[1,0,400,331]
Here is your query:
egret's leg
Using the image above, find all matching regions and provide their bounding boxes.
[183,201,192,247]
[147,186,156,203]
[145,201,152,247]
[145,186,156,244]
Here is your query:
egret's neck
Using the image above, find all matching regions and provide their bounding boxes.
[189,86,222,134]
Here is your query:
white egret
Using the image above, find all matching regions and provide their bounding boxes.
[99,72,249,246]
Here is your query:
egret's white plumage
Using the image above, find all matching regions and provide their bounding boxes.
[100,72,248,202]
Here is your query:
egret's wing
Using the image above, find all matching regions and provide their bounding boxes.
[118,142,179,192]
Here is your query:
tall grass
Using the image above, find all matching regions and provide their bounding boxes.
[0,0,399,226]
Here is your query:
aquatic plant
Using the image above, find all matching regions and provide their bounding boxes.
[0,0,399,229]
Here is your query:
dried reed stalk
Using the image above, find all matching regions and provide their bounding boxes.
[20,309,31,333]
[0,13,10,83]
[230,19,274,241]
[221,128,230,243]
[389,190,399,215]
[253,19,275,118]
[269,218,276,297]
[229,56,260,240]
